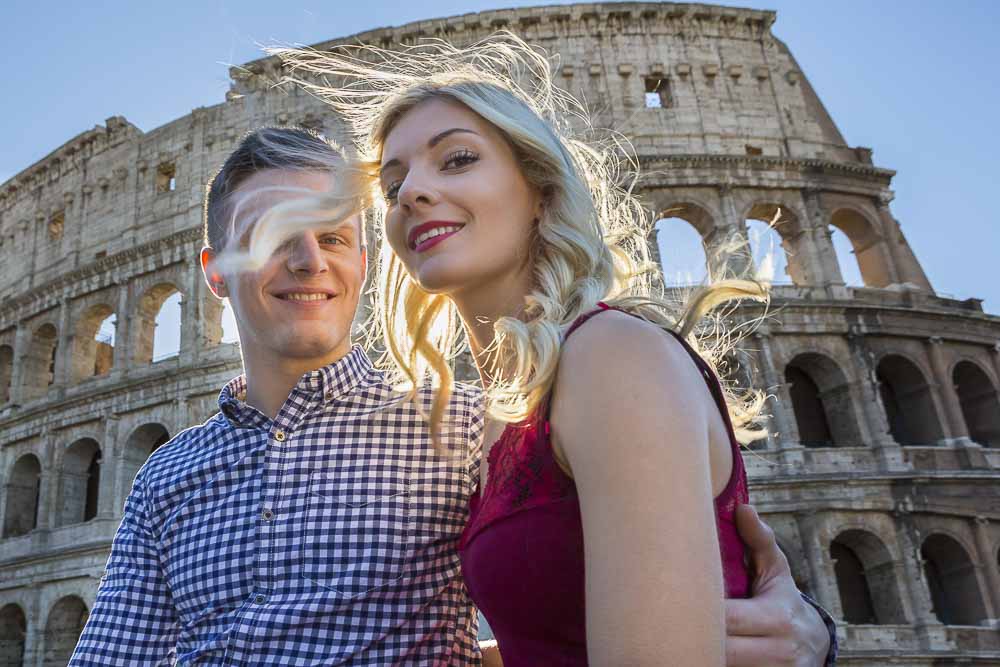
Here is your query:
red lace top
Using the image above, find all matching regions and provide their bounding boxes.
[458,304,750,666]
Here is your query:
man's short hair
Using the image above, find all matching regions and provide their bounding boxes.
[202,127,360,252]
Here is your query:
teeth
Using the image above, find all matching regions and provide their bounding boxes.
[414,225,462,248]
[283,293,329,302]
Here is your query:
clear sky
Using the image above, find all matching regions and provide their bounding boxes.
[3,0,998,313]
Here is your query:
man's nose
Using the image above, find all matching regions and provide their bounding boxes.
[285,234,327,274]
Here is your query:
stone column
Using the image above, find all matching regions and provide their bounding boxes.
[992,342,1000,399]
[111,281,131,376]
[98,416,120,519]
[8,324,30,406]
[53,299,72,388]
[753,331,802,457]
[794,511,842,620]
[925,337,977,454]
[800,189,842,289]
[20,585,41,667]
[874,194,907,287]
[180,255,201,362]
[846,328,905,470]
[894,511,949,650]
[709,185,753,279]
[973,517,1000,623]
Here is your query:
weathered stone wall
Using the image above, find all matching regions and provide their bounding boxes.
[0,3,998,665]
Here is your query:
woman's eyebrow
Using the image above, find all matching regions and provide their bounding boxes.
[380,127,481,175]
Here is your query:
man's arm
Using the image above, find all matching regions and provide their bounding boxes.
[725,505,838,667]
[69,476,179,666]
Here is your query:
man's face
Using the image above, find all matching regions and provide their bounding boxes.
[204,169,366,368]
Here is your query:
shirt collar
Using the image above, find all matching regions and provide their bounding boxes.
[219,345,373,427]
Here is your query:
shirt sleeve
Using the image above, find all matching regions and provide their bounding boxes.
[801,593,838,666]
[69,475,178,666]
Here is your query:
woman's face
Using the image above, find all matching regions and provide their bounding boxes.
[379,97,543,301]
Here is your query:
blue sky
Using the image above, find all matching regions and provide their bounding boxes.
[3,1,998,314]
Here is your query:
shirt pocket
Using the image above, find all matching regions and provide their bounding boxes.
[298,471,412,598]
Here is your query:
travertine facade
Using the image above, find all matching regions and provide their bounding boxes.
[1,3,998,665]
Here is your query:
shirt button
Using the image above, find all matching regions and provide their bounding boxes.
[262,509,274,521]
[324,391,334,401]
[254,594,266,605]
[274,430,286,442]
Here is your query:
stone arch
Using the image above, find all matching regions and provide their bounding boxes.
[0,344,13,403]
[134,283,183,364]
[71,304,116,381]
[952,360,1000,447]
[21,323,58,401]
[876,354,945,446]
[42,596,88,666]
[122,424,170,490]
[829,207,892,288]
[830,528,907,624]
[0,602,26,666]
[653,201,715,286]
[3,454,41,538]
[745,202,807,285]
[54,438,101,527]
[921,532,988,625]
[784,352,862,447]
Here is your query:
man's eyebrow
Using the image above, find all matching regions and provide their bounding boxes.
[380,128,480,176]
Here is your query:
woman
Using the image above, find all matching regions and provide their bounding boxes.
[277,35,770,665]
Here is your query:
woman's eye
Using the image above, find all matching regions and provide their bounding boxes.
[443,150,479,170]
[384,181,401,201]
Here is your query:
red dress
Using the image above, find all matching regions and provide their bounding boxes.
[458,304,750,666]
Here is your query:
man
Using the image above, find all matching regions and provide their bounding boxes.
[71,127,836,665]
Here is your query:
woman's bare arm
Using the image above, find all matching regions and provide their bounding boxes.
[550,311,727,666]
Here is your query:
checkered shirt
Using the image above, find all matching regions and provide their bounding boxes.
[70,346,485,666]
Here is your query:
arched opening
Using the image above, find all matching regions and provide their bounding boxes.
[123,424,170,490]
[921,533,988,625]
[746,203,806,285]
[42,596,88,667]
[134,284,182,364]
[71,305,116,381]
[21,324,58,401]
[0,603,26,667]
[655,217,709,286]
[829,209,891,288]
[0,345,13,404]
[55,438,101,527]
[829,226,865,287]
[3,454,41,538]
[830,529,906,625]
[785,354,862,447]
[221,300,240,344]
[746,219,791,285]
[876,355,945,446]
[952,361,1000,447]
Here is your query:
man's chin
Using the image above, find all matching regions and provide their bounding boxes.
[276,333,351,361]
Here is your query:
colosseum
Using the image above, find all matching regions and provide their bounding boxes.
[1,2,998,665]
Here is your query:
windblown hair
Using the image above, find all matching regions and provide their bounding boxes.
[205,127,370,275]
[271,33,770,444]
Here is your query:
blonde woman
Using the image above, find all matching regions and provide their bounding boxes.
[257,35,836,667]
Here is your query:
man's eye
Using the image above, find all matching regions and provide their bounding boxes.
[319,235,345,246]
[443,150,479,170]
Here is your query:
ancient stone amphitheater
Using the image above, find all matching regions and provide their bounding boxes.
[1,2,998,665]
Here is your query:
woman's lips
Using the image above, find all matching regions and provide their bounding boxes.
[413,228,462,253]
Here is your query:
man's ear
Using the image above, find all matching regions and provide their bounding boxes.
[200,247,228,298]
[360,245,368,284]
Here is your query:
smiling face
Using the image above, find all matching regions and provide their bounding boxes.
[204,168,366,369]
[379,97,543,305]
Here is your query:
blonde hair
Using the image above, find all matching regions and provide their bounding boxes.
[272,33,770,445]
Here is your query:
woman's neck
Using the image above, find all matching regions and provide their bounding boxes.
[451,272,533,390]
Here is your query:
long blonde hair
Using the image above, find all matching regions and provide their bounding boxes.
[273,33,770,444]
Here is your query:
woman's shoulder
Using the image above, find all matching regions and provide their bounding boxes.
[558,308,702,395]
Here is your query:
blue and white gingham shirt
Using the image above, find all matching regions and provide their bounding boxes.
[70,346,485,666]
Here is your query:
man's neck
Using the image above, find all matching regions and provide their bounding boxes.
[242,345,352,419]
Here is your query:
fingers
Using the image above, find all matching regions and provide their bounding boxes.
[725,597,787,638]
[735,504,790,578]
[725,635,796,667]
